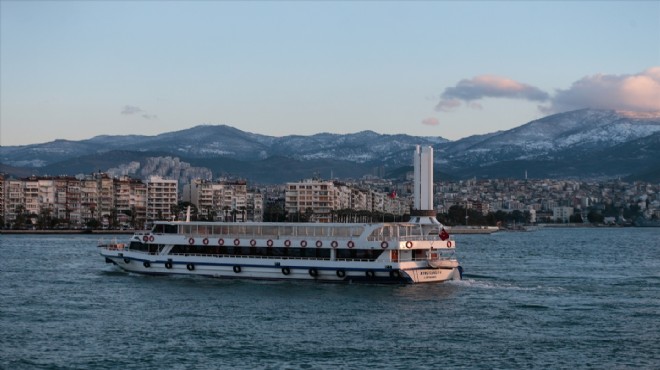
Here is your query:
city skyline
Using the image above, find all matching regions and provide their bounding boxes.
[1,1,659,146]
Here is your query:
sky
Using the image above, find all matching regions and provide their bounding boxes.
[1,1,659,146]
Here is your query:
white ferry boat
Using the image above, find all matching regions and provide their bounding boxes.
[99,217,461,284]
[98,145,462,283]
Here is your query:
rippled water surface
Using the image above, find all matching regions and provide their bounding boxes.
[1,228,659,369]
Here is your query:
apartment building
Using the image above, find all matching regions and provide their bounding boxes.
[0,174,3,224]
[146,176,178,221]
[285,179,408,223]
[285,179,337,222]
[182,179,263,222]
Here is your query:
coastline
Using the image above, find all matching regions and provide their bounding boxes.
[0,229,135,235]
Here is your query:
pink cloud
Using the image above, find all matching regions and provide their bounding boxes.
[440,75,549,102]
[421,117,439,126]
[435,75,549,113]
[541,67,660,114]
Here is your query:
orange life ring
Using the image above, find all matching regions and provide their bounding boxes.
[250,239,257,247]
[284,240,291,247]
[300,240,307,248]
[331,241,338,248]
[218,238,224,246]
[142,235,149,242]
[267,239,273,247]
[234,238,240,246]
[405,241,413,249]
[188,238,195,245]
[315,240,322,248]
[381,241,388,249]
[447,240,453,248]
[203,238,209,245]
[149,235,154,242]
[347,241,355,248]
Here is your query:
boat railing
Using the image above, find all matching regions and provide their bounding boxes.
[165,252,376,263]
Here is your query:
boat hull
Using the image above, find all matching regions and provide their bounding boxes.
[101,249,460,284]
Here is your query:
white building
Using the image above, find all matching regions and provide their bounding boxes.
[146,176,178,221]
[553,206,574,223]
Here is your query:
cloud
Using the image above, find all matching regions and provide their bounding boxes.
[540,67,660,114]
[435,98,462,112]
[121,105,157,119]
[434,68,660,116]
[436,75,549,112]
[121,105,143,115]
[421,117,439,126]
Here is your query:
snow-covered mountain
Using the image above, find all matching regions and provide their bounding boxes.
[439,109,660,167]
[2,109,659,182]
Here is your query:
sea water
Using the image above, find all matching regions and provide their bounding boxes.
[1,228,658,369]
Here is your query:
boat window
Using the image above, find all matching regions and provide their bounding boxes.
[164,224,178,234]
[152,224,165,233]
[335,249,382,261]
[129,241,147,251]
[367,226,395,241]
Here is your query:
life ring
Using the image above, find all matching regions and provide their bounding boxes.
[365,270,375,278]
[143,261,150,268]
[308,268,319,277]
[281,267,290,275]
[300,240,307,248]
[186,263,195,271]
[165,261,173,269]
[233,265,241,273]
[234,238,240,246]
[284,240,291,247]
[188,238,195,245]
[142,235,149,242]
[203,238,209,245]
[149,235,155,242]
[315,240,322,248]
[336,269,346,278]
[347,241,355,248]
[447,240,453,248]
[405,241,413,249]
[218,238,224,246]
[267,239,273,247]
[381,241,388,249]
[389,270,401,279]
[250,239,257,247]
[331,241,338,248]
[123,258,130,264]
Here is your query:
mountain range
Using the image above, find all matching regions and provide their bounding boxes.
[2,109,660,183]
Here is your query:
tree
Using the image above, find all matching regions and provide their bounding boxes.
[14,205,27,229]
[587,210,604,224]
[569,213,583,223]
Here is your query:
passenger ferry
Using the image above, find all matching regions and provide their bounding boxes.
[98,216,461,284]
[98,145,461,283]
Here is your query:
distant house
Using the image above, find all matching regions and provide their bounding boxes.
[553,207,573,223]
[603,217,616,225]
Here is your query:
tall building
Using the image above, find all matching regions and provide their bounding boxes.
[146,176,178,221]
[0,174,4,225]
[285,179,336,222]
[413,145,435,216]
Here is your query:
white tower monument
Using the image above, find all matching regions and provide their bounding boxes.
[412,145,438,221]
